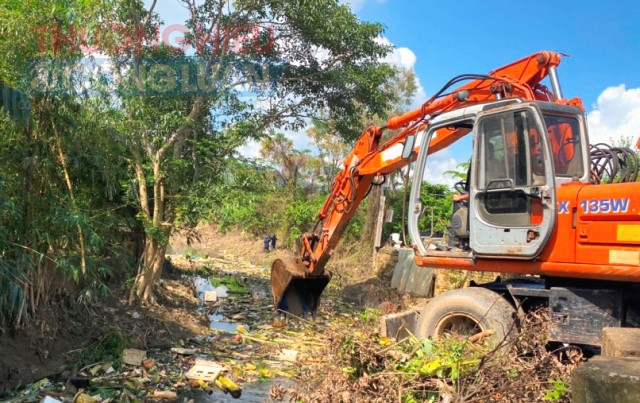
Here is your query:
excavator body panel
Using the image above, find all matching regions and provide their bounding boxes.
[574,181,640,267]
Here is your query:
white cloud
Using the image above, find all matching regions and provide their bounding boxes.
[341,0,366,11]
[375,36,426,108]
[236,127,314,160]
[341,0,386,12]
[375,36,416,70]
[411,76,428,109]
[285,127,314,151]
[237,140,261,159]
[423,150,464,188]
[587,84,640,146]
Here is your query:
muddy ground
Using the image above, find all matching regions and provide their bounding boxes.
[0,269,210,392]
[0,225,579,402]
[0,224,407,400]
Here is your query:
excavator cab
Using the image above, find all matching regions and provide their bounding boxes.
[408,101,577,259]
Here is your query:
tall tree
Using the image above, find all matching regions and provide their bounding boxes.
[107,0,396,303]
[307,118,350,193]
[260,132,313,193]
[0,0,137,325]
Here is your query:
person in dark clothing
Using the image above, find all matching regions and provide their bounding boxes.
[263,235,271,252]
[270,234,277,250]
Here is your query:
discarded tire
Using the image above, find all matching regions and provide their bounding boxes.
[415,287,518,346]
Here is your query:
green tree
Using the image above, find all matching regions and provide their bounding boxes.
[444,160,471,182]
[383,183,453,242]
[260,132,314,194]
[111,0,396,303]
[307,118,350,193]
[0,0,138,325]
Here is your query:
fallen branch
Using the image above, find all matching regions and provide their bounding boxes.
[468,330,495,343]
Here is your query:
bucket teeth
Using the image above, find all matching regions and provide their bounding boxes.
[270,258,331,318]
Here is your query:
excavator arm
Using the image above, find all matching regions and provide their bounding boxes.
[271,51,584,317]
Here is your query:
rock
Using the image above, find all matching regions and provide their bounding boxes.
[41,397,62,403]
[571,356,640,403]
[277,349,298,362]
[203,290,217,303]
[170,347,197,355]
[602,327,640,358]
[122,348,146,366]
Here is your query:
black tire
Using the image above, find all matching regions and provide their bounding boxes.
[416,287,518,346]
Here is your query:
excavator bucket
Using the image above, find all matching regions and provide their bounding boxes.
[270,258,331,319]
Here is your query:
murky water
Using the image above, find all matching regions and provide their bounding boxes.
[192,276,248,332]
[185,378,293,402]
[187,275,290,401]
[209,313,246,333]
[193,276,229,298]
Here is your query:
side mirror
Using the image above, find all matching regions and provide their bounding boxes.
[401,134,415,160]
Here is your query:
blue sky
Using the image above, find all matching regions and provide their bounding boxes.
[148,0,640,185]
[345,0,640,183]
[344,0,640,183]
[354,0,640,107]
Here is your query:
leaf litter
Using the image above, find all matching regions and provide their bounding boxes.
[6,252,582,402]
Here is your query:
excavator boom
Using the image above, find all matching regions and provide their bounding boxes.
[271,51,583,317]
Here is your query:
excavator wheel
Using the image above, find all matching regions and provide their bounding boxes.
[270,258,331,319]
[415,287,518,348]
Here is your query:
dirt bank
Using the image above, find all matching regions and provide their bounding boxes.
[0,272,209,394]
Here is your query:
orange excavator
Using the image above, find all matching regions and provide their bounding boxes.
[271,51,640,346]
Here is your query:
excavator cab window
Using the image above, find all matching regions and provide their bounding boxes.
[409,103,556,260]
[543,114,583,177]
[475,109,545,225]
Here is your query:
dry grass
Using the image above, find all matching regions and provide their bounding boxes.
[273,308,581,402]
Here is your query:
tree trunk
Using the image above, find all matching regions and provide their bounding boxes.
[129,156,173,304]
[361,185,381,245]
[131,234,168,304]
